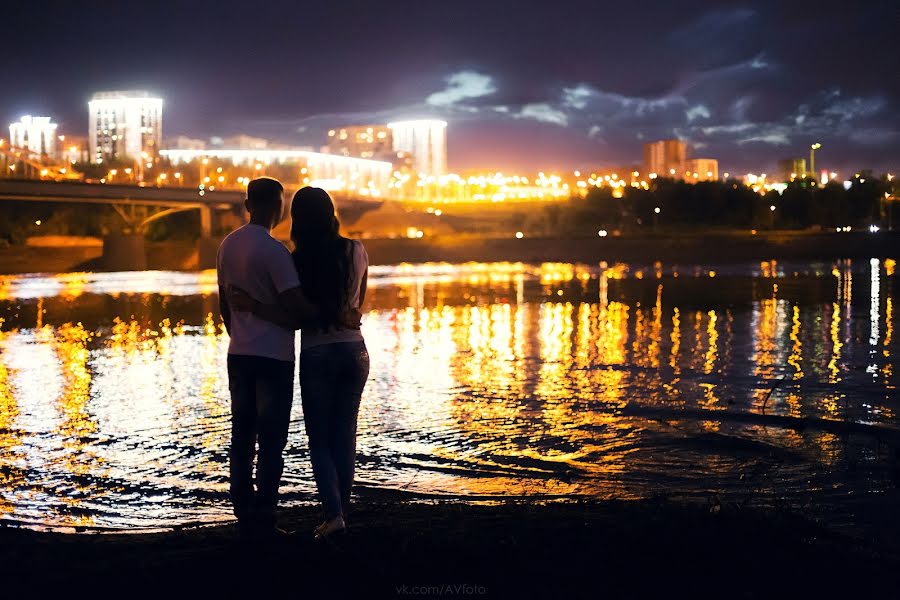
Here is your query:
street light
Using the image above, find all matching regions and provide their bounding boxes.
[810,143,821,177]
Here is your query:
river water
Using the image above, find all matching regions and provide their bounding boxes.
[0,259,896,530]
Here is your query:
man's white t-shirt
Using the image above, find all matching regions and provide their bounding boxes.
[217,224,300,362]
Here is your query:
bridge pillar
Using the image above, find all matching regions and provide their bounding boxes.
[102,234,146,271]
[197,236,220,270]
[199,206,212,238]
[196,206,218,269]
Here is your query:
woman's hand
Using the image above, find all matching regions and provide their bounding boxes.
[227,285,258,312]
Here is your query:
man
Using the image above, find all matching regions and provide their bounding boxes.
[217,176,316,538]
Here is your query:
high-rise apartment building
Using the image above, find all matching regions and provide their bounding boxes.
[643,139,686,177]
[9,115,58,157]
[387,120,447,177]
[88,91,162,163]
[776,158,807,181]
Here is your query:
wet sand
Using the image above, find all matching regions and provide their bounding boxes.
[2,499,897,598]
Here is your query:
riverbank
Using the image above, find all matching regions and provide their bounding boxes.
[361,230,899,265]
[1,499,897,598]
[0,231,897,275]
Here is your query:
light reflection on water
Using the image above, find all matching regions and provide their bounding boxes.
[0,259,896,530]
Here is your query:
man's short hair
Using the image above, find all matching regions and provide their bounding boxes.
[246,177,284,210]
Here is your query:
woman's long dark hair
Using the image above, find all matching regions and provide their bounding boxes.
[290,187,353,331]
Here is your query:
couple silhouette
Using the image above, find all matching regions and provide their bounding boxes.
[217,178,369,541]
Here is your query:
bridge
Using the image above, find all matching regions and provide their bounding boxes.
[0,179,246,269]
[0,142,81,181]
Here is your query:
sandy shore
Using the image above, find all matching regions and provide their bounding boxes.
[2,498,897,598]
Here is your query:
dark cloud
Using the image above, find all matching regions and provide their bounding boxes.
[3,0,897,173]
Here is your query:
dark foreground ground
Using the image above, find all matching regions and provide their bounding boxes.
[1,499,897,599]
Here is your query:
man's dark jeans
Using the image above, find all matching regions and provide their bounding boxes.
[299,341,369,520]
[227,353,295,524]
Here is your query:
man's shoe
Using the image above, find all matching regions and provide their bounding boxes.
[237,517,292,543]
[257,525,293,542]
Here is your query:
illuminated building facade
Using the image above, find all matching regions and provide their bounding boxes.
[777,158,807,181]
[684,158,719,181]
[168,135,207,150]
[159,148,393,197]
[9,115,58,157]
[643,139,686,177]
[88,91,162,163]
[58,135,88,164]
[327,125,393,159]
[212,135,268,150]
[388,120,447,176]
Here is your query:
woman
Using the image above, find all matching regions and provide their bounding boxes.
[230,186,369,540]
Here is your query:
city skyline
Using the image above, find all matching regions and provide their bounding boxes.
[4,0,898,174]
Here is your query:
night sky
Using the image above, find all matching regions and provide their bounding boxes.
[5,0,898,174]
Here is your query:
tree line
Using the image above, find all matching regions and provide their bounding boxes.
[547,172,895,235]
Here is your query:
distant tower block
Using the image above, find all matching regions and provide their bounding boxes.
[9,115,58,157]
[643,139,686,177]
[777,158,807,181]
[88,91,163,163]
[387,119,447,177]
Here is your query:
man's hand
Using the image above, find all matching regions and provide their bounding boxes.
[218,285,231,334]
[228,285,257,312]
[340,308,362,330]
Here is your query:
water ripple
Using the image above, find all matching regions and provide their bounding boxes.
[0,259,896,529]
